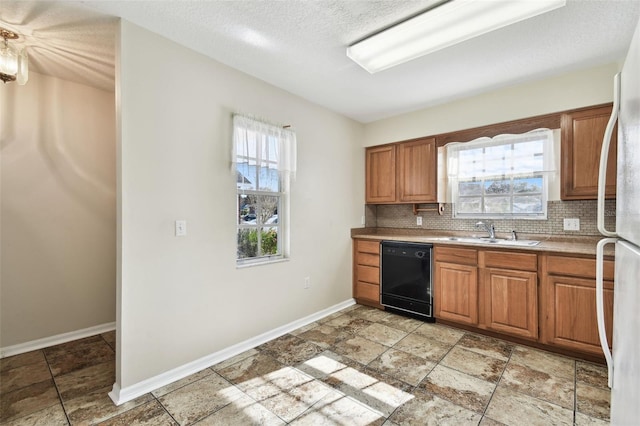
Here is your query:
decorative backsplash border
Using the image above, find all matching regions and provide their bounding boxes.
[366,199,616,237]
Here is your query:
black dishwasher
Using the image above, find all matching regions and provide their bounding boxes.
[380,241,434,321]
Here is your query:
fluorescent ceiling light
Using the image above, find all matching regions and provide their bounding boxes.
[347,0,566,73]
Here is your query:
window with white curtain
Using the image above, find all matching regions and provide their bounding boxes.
[232,115,296,265]
[447,129,555,219]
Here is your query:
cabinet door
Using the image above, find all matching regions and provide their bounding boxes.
[435,261,478,325]
[397,138,437,203]
[366,146,396,203]
[543,275,614,355]
[483,268,538,340]
[561,105,617,200]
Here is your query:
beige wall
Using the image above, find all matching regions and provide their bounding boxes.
[117,21,364,388]
[363,63,618,146]
[0,72,116,347]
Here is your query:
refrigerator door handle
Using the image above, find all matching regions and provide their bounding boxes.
[596,238,617,388]
[597,73,620,238]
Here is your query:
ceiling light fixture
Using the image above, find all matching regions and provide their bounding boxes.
[347,0,566,73]
[0,27,28,85]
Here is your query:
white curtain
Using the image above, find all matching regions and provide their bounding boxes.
[446,128,556,180]
[232,115,297,182]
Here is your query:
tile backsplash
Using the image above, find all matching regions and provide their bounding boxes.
[366,200,616,237]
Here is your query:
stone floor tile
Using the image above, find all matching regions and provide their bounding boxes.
[97,400,176,426]
[500,362,575,409]
[63,386,154,425]
[210,348,260,372]
[296,324,351,349]
[55,361,115,401]
[412,322,465,346]
[216,353,285,388]
[324,316,374,334]
[101,331,116,350]
[46,341,115,377]
[194,393,285,425]
[289,322,320,336]
[0,380,60,423]
[295,350,362,381]
[43,336,105,359]
[479,416,507,426]
[376,313,424,333]
[291,391,385,426]
[0,402,68,426]
[388,388,482,426]
[576,361,609,389]
[234,366,313,403]
[392,333,451,362]
[576,382,611,421]
[0,351,46,373]
[440,346,506,383]
[509,345,575,381]
[574,411,610,425]
[0,358,52,393]
[421,365,495,413]
[455,333,513,361]
[332,336,388,365]
[347,306,392,323]
[357,323,408,347]
[367,348,435,386]
[258,378,335,422]
[158,373,243,425]
[258,334,323,365]
[152,369,214,398]
[484,385,573,426]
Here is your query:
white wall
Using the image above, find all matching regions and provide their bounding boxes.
[363,63,618,146]
[116,21,364,389]
[0,72,116,348]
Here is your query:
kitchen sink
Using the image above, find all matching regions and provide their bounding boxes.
[431,236,540,247]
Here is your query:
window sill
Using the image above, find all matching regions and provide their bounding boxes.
[236,257,289,269]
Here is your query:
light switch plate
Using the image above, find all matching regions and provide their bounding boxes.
[563,218,580,231]
[175,220,187,236]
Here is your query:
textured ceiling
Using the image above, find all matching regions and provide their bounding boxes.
[2,1,640,122]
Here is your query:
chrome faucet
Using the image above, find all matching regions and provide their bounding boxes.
[475,221,496,239]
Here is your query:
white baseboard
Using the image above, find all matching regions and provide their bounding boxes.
[109,298,355,405]
[0,322,116,359]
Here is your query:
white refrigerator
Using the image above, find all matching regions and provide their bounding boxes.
[596,13,640,426]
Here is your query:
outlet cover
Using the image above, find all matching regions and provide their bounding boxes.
[416,216,423,226]
[563,218,580,231]
[175,220,187,236]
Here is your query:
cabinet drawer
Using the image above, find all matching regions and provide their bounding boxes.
[357,265,379,284]
[435,246,477,265]
[546,256,614,281]
[483,251,537,271]
[357,252,379,267]
[355,281,380,302]
[357,240,380,255]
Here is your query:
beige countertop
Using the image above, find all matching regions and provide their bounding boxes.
[351,227,615,258]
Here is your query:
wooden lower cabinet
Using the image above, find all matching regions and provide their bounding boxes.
[435,261,478,325]
[482,268,538,339]
[353,239,382,307]
[541,255,614,355]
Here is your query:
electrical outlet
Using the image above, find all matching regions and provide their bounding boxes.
[416,216,423,226]
[304,276,310,289]
[563,218,580,231]
[175,220,187,236]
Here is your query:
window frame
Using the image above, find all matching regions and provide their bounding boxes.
[448,130,554,220]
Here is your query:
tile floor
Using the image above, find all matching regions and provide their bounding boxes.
[0,304,611,425]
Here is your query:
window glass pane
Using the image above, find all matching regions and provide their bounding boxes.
[239,194,258,223]
[458,197,482,213]
[458,181,482,196]
[485,196,511,213]
[261,226,279,255]
[237,163,257,191]
[513,195,543,213]
[237,229,258,259]
[259,166,279,192]
[513,177,543,193]
[484,179,512,195]
[257,195,278,225]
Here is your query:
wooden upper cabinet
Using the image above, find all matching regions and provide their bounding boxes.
[397,138,437,203]
[365,137,436,204]
[561,105,617,200]
[366,145,396,203]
